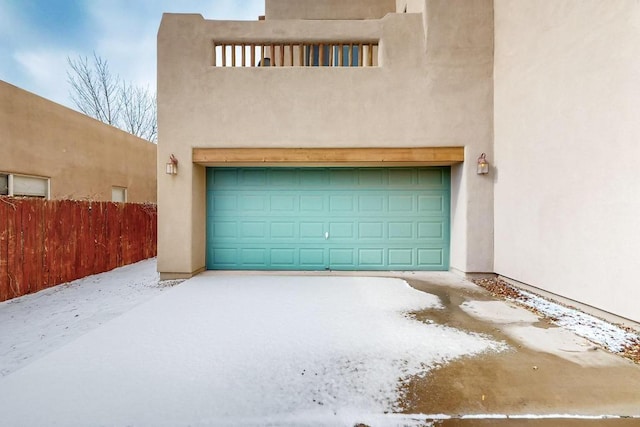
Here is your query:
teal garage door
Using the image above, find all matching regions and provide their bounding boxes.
[206,167,450,270]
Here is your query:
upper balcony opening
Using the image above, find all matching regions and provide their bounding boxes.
[213,41,379,67]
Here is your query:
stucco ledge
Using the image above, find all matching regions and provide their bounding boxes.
[160,267,205,281]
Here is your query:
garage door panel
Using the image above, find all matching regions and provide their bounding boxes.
[418,169,446,187]
[388,168,414,185]
[270,248,296,267]
[418,222,445,239]
[329,169,356,185]
[241,194,266,211]
[271,222,296,238]
[212,221,237,238]
[388,249,413,267]
[300,222,324,239]
[240,222,266,238]
[240,248,266,265]
[300,248,326,267]
[418,195,445,214]
[270,195,296,211]
[359,222,384,239]
[358,169,384,185]
[359,195,384,213]
[329,195,353,212]
[211,195,237,211]
[211,248,238,266]
[388,222,413,239]
[270,169,297,186]
[329,222,354,239]
[300,195,325,211]
[211,169,238,185]
[389,195,414,212]
[206,167,449,270]
[300,169,329,186]
[240,169,267,185]
[329,248,355,267]
[418,248,444,266]
[359,249,384,267]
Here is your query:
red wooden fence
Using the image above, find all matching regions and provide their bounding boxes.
[0,197,157,302]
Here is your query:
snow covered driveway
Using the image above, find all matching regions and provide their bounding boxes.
[0,259,167,377]
[0,266,503,426]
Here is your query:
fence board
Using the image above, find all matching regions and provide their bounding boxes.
[63,200,75,284]
[0,200,10,300]
[77,202,88,278]
[32,201,45,293]
[43,201,54,288]
[21,201,35,295]
[106,203,120,270]
[124,204,132,263]
[11,200,23,299]
[4,201,14,300]
[50,201,61,286]
[0,197,157,302]
[93,203,101,273]
[99,203,108,273]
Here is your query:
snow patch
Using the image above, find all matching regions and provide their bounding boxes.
[0,258,164,376]
[461,297,633,366]
[0,274,504,426]
[514,289,639,353]
[460,300,540,324]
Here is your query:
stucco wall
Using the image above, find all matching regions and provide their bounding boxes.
[0,81,157,203]
[494,1,640,321]
[157,1,493,277]
[396,0,426,14]
[266,0,396,20]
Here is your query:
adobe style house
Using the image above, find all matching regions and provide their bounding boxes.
[157,0,640,323]
[0,80,156,203]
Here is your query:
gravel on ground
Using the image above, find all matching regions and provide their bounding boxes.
[473,278,640,364]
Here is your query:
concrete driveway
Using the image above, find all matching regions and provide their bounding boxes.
[401,274,640,426]
[0,265,638,426]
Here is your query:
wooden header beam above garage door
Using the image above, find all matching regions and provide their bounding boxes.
[192,147,464,167]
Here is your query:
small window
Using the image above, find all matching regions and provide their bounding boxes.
[0,174,8,196]
[112,186,127,203]
[13,175,49,198]
[0,173,49,198]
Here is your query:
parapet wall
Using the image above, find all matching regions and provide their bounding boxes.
[0,80,157,202]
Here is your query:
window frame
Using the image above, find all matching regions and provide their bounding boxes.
[111,186,128,203]
[0,172,50,199]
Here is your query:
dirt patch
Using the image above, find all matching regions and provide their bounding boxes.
[157,279,185,288]
[434,419,640,427]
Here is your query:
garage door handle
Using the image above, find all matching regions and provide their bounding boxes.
[324,232,329,240]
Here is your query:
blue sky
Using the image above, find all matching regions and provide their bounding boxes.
[0,1,264,108]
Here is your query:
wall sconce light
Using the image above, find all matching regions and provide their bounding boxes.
[166,154,178,175]
[477,153,489,175]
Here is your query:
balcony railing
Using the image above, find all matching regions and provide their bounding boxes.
[212,42,378,67]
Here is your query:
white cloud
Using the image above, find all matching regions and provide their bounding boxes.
[199,0,265,20]
[83,0,265,93]
[0,1,83,107]
[2,1,264,108]
[13,49,78,107]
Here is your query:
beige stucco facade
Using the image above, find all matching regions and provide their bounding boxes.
[157,0,494,279]
[493,0,640,322]
[158,0,639,322]
[1,80,156,203]
[265,0,396,20]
